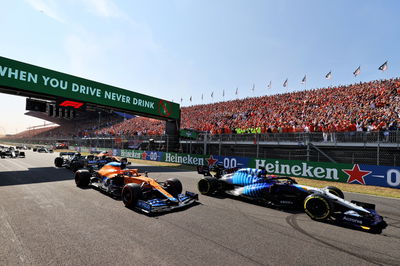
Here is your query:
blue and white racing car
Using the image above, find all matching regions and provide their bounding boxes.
[197,166,387,233]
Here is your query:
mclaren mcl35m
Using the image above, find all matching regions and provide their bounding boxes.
[197,166,387,233]
[75,162,198,214]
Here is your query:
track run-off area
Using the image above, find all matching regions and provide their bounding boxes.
[0,150,399,266]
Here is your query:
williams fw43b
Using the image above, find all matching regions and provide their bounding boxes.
[0,147,25,158]
[197,166,387,233]
[74,162,198,214]
[55,152,128,172]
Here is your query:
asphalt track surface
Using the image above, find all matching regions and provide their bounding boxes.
[0,151,399,266]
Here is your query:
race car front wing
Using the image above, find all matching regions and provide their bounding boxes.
[135,191,198,213]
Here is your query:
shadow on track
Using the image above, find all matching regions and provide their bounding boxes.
[0,167,73,186]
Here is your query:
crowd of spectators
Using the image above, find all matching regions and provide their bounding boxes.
[6,78,400,138]
[181,78,400,135]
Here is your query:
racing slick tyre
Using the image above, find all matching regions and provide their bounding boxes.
[122,183,142,208]
[164,178,183,197]
[198,177,218,195]
[324,186,344,199]
[70,162,82,172]
[120,157,128,164]
[304,194,333,221]
[54,157,63,167]
[75,170,91,188]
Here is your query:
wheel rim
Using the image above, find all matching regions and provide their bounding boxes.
[123,189,131,203]
[198,179,210,194]
[306,198,329,218]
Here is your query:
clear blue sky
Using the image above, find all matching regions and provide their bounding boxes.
[0,0,399,134]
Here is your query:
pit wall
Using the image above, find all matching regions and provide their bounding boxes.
[71,147,400,189]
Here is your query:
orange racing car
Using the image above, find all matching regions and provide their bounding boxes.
[74,161,198,213]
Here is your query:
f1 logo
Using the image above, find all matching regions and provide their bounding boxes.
[59,100,84,109]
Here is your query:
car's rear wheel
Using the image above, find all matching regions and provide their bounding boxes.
[325,186,344,199]
[70,162,82,172]
[304,194,333,221]
[122,183,142,208]
[54,157,63,167]
[198,177,218,195]
[75,170,91,188]
[164,178,183,197]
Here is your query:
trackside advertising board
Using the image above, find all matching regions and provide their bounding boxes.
[0,56,180,119]
[76,147,400,189]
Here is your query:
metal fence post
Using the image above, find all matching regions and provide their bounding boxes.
[256,134,259,158]
[377,140,380,166]
[203,133,207,155]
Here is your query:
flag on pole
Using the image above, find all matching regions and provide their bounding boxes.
[201,93,203,101]
[211,92,214,98]
[189,96,192,102]
[378,61,388,71]
[180,98,183,103]
[301,75,307,84]
[235,87,238,95]
[353,66,361,77]
[325,71,332,79]
[222,89,225,97]
[283,79,288,87]
[252,83,255,93]
[267,81,271,89]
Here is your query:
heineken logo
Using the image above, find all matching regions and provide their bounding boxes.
[255,159,339,180]
[165,153,204,165]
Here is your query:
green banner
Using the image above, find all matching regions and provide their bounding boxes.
[179,129,199,139]
[0,56,180,119]
[251,158,353,182]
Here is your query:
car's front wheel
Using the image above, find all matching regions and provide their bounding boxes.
[304,194,333,221]
[324,186,344,199]
[122,183,142,208]
[164,178,183,197]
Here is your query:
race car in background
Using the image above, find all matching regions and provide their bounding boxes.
[55,151,130,172]
[54,152,84,171]
[0,146,25,158]
[74,162,198,213]
[54,142,68,149]
[197,166,387,233]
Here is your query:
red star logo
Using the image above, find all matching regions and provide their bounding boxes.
[207,155,218,166]
[342,164,371,185]
[141,151,147,160]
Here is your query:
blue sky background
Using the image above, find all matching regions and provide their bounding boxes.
[0,0,399,134]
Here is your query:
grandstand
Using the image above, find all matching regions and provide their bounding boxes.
[3,78,400,166]
[72,77,400,136]
[6,77,400,138]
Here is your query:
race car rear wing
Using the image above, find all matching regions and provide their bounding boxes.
[60,152,77,156]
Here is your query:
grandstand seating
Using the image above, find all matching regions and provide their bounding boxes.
[7,78,400,138]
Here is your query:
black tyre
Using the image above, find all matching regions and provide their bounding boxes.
[75,170,91,188]
[54,157,64,167]
[304,194,333,221]
[164,178,183,197]
[122,183,142,208]
[120,157,128,164]
[198,177,218,195]
[70,162,82,172]
[325,186,344,199]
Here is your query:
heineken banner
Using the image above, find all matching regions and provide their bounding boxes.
[179,129,199,139]
[80,147,400,189]
[0,56,180,119]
